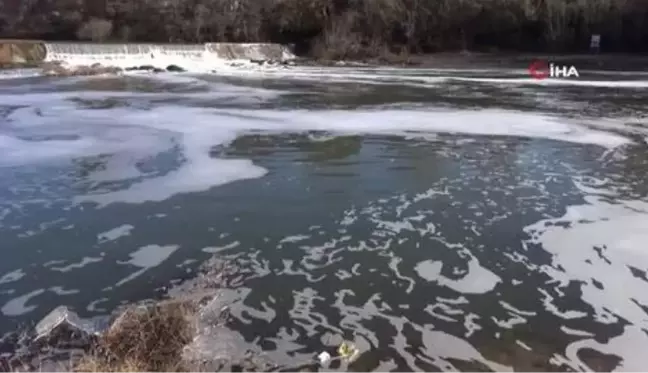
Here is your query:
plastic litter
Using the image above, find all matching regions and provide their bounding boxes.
[337,341,359,362]
[317,351,331,364]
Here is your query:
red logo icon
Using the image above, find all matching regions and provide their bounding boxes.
[528,60,549,80]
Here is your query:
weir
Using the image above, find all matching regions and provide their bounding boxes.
[0,40,295,70]
[204,43,295,61]
[0,40,46,64]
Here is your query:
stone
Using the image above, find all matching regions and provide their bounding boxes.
[125,65,156,71]
[33,306,102,349]
[41,63,121,77]
[166,64,186,72]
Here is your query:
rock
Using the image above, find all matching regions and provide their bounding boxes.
[33,306,102,349]
[166,64,186,72]
[41,62,121,77]
[125,65,156,72]
[153,68,165,73]
[75,65,122,76]
[40,61,67,76]
[250,59,266,65]
[183,325,275,372]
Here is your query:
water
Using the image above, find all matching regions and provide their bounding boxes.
[40,42,295,72]
[1,60,648,371]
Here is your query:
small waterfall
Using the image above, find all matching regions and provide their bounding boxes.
[151,44,206,61]
[204,43,294,61]
[42,42,296,72]
[44,43,154,66]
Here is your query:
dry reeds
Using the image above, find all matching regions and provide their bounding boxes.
[74,301,196,372]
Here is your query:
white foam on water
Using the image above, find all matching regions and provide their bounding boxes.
[326,288,509,371]
[1,289,45,316]
[125,244,179,267]
[213,65,648,89]
[86,297,110,312]
[279,234,311,244]
[516,340,533,351]
[216,67,448,87]
[450,76,648,88]
[560,325,595,337]
[525,181,648,371]
[0,101,172,168]
[202,241,241,254]
[50,257,103,272]
[0,83,282,112]
[208,108,630,148]
[97,224,134,243]
[0,69,42,80]
[115,244,179,286]
[419,328,511,371]
[0,132,99,165]
[0,87,637,206]
[499,300,536,316]
[581,69,648,76]
[49,286,80,295]
[79,158,266,206]
[0,269,25,285]
[414,257,501,294]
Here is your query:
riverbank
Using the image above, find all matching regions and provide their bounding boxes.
[0,257,282,372]
[307,51,648,70]
[2,39,648,75]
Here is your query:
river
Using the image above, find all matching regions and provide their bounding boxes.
[1,60,648,371]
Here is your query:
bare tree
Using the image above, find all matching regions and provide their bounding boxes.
[76,17,113,41]
[193,3,209,42]
[2,0,648,53]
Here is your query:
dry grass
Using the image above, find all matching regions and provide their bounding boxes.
[2,260,232,372]
[74,300,197,372]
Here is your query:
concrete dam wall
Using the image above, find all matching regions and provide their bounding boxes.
[0,40,47,64]
[0,41,295,68]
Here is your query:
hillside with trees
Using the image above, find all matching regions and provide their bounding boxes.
[1,0,647,58]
